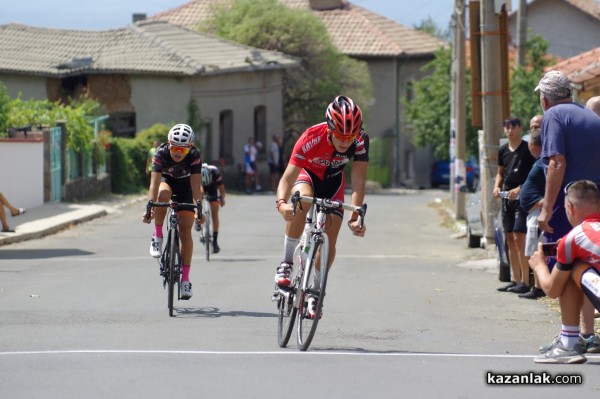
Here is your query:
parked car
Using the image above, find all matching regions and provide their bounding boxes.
[430,158,480,188]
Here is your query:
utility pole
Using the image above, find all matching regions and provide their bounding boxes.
[480,0,504,242]
[516,0,527,66]
[453,0,466,219]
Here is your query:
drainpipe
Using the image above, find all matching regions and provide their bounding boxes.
[394,57,401,187]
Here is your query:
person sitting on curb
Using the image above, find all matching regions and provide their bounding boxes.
[529,180,600,364]
[0,191,26,233]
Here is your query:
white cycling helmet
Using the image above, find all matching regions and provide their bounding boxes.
[201,164,212,186]
[168,123,195,146]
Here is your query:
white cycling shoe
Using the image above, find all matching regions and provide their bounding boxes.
[150,236,162,258]
[181,281,193,300]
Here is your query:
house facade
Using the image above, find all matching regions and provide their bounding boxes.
[151,0,447,188]
[508,0,600,59]
[0,21,298,189]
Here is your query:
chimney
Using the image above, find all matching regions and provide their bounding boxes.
[132,13,147,23]
[308,0,344,11]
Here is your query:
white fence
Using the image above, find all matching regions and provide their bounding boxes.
[0,137,44,210]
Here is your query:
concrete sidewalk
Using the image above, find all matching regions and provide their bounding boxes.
[0,194,145,247]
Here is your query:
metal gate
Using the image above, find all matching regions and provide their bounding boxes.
[50,126,62,202]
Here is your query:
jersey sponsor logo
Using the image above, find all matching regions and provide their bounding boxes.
[294,154,306,161]
[302,135,322,153]
[590,222,600,232]
[310,157,330,166]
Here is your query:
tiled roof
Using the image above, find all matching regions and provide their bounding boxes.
[0,20,297,77]
[150,0,446,57]
[550,46,600,88]
[565,0,600,21]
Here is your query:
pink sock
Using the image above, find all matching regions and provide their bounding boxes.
[154,224,163,238]
[182,265,191,282]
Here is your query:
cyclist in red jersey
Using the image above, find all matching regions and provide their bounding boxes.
[142,123,203,300]
[274,95,369,315]
[529,180,600,364]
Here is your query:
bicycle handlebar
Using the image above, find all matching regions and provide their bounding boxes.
[290,191,367,229]
[145,200,202,221]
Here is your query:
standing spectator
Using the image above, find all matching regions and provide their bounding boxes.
[494,117,536,294]
[535,70,600,355]
[244,137,262,193]
[0,192,26,233]
[586,96,600,115]
[268,135,282,192]
[518,125,545,299]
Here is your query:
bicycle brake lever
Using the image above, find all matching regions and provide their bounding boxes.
[358,203,367,229]
[291,191,301,216]
[145,201,153,220]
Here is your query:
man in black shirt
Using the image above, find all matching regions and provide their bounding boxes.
[494,117,536,294]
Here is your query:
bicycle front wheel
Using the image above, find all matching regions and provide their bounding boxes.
[167,229,178,317]
[204,210,211,261]
[277,243,301,347]
[297,235,329,351]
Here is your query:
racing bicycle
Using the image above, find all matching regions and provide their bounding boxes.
[198,196,213,261]
[273,191,367,351]
[146,200,201,317]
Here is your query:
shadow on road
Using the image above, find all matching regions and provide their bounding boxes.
[0,249,95,259]
[175,307,277,319]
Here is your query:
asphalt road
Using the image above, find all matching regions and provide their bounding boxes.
[0,191,597,398]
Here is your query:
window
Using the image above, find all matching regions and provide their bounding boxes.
[219,110,234,164]
[106,112,136,138]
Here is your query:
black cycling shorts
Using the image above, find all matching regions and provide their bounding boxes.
[162,176,193,204]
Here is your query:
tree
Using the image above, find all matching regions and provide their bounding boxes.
[509,34,555,121]
[405,47,478,160]
[0,81,10,134]
[414,16,451,42]
[202,0,372,143]
[406,34,554,161]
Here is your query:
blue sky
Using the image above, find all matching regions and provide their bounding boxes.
[0,0,463,31]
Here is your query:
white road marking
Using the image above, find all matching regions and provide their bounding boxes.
[1,349,584,359]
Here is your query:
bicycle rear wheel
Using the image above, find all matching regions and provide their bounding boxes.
[204,210,211,261]
[167,229,178,317]
[297,236,329,351]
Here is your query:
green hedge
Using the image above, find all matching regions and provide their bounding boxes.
[110,123,170,193]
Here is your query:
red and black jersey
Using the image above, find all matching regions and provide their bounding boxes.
[289,122,369,181]
[152,143,202,179]
[557,214,600,272]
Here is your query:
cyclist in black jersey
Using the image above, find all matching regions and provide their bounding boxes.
[195,163,226,253]
[142,123,203,300]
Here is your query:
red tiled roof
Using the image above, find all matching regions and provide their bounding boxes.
[549,46,600,89]
[150,0,446,57]
[565,0,600,21]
